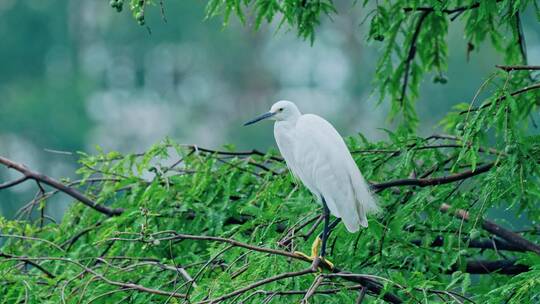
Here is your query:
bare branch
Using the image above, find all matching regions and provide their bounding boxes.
[0,156,124,216]
[0,176,28,189]
[496,65,540,71]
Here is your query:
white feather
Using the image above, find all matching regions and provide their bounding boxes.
[272,101,380,232]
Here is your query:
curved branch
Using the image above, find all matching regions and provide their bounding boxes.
[0,156,124,216]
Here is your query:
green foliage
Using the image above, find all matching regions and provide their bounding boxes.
[2,84,540,302]
[202,0,534,131]
[0,0,539,303]
[112,1,538,130]
[204,0,337,43]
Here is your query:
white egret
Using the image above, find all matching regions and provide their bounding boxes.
[244,100,380,267]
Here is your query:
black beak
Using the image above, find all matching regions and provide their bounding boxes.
[243,112,275,126]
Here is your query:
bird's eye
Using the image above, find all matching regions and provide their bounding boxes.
[279,108,284,112]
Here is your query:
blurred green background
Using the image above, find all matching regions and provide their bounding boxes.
[0,0,538,219]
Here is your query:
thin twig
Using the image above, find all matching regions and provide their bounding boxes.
[196,268,314,304]
[1,255,187,298]
[459,83,540,114]
[0,176,28,189]
[399,11,430,106]
[496,65,540,71]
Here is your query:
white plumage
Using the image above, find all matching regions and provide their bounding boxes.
[245,100,379,232]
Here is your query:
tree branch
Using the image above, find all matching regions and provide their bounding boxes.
[496,65,540,71]
[515,12,528,65]
[0,252,56,278]
[0,255,187,299]
[107,231,404,303]
[196,268,314,304]
[399,11,431,106]
[0,156,124,216]
[372,162,494,191]
[450,259,529,275]
[403,3,481,14]
[440,203,540,255]
[411,235,527,252]
[459,82,540,114]
[403,1,503,18]
[0,176,28,189]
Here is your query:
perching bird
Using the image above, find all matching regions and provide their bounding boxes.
[244,100,380,266]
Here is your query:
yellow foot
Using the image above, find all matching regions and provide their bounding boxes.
[293,237,334,270]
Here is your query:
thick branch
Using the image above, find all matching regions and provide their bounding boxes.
[411,235,526,252]
[372,162,493,191]
[440,203,540,255]
[450,259,529,275]
[0,156,123,216]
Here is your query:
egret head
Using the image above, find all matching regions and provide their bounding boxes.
[244,100,301,126]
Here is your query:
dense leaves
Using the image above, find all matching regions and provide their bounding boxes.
[1,91,540,302]
[0,0,539,303]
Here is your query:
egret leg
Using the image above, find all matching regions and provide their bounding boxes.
[294,199,337,270]
[319,217,340,257]
[319,198,330,257]
[310,198,335,270]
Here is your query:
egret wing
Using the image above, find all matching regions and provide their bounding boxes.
[293,114,379,232]
[274,123,303,182]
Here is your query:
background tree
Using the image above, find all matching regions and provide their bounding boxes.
[1,0,539,303]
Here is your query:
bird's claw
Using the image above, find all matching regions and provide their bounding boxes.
[293,237,334,271]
